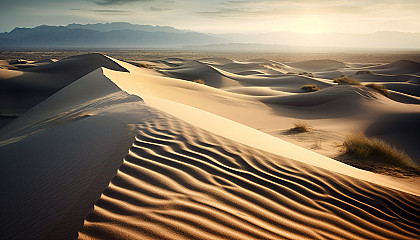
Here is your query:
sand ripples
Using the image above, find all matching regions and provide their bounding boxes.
[79,114,420,239]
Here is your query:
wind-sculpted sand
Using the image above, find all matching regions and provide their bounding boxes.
[109,56,420,164]
[79,112,420,240]
[0,53,419,239]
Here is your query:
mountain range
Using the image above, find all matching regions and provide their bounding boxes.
[66,22,188,33]
[1,22,420,49]
[0,23,225,48]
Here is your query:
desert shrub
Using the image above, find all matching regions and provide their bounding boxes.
[298,72,314,77]
[194,79,205,85]
[333,76,361,85]
[343,134,414,167]
[289,122,310,133]
[138,63,153,69]
[355,70,372,75]
[286,72,313,77]
[365,83,390,97]
[301,84,320,92]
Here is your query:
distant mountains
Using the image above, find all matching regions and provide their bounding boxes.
[1,22,420,49]
[66,22,187,33]
[0,23,226,48]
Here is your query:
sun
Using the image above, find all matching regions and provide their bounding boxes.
[292,16,328,34]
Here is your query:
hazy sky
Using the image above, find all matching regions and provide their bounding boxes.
[1,0,420,34]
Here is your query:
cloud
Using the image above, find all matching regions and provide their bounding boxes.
[70,8,133,15]
[197,0,364,17]
[149,6,173,12]
[93,9,132,13]
[95,0,151,6]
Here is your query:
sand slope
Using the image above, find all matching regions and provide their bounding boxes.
[79,111,420,240]
[0,53,128,128]
[366,60,420,75]
[106,56,420,163]
[0,64,147,239]
[285,59,347,72]
[0,53,419,239]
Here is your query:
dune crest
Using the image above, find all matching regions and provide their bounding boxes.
[0,53,419,239]
[0,53,129,128]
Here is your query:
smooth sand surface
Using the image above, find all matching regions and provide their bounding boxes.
[0,53,419,239]
[0,53,128,128]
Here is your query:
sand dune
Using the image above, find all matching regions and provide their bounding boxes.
[262,85,382,106]
[351,72,420,84]
[79,113,420,240]
[389,90,420,104]
[200,60,284,75]
[365,113,420,166]
[0,63,146,239]
[367,60,420,75]
[382,82,420,98]
[159,60,241,88]
[198,57,235,65]
[101,56,420,163]
[284,59,347,72]
[0,53,128,128]
[0,53,419,239]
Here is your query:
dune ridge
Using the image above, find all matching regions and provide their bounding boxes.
[0,53,419,239]
[0,53,129,128]
[79,111,420,240]
[105,56,420,165]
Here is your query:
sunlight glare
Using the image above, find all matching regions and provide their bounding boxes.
[292,16,328,34]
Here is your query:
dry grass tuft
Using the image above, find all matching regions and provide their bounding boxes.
[286,72,314,77]
[298,72,314,78]
[289,122,310,133]
[333,76,361,85]
[355,70,372,75]
[343,134,415,168]
[138,63,154,69]
[194,79,206,85]
[301,84,320,92]
[365,83,390,97]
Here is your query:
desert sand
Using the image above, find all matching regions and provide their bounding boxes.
[0,53,419,239]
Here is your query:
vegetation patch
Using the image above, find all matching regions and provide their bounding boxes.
[343,134,415,168]
[301,84,320,92]
[365,83,390,97]
[288,122,310,133]
[286,72,314,77]
[332,76,390,98]
[355,70,372,75]
[138,63,154,69]
[298,72,314,78]
[333,76,361,85]
[194,79,206,85]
